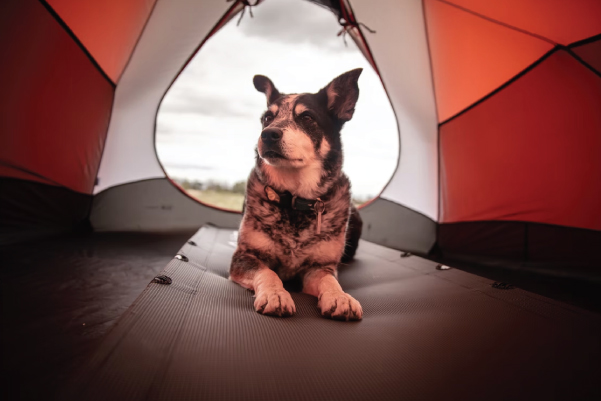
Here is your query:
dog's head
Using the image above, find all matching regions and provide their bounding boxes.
[253,69,362,173]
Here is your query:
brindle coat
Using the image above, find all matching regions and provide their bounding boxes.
[229,69,364,321]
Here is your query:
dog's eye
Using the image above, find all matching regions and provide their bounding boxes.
[301,113,314,122]
[263,114,273,124]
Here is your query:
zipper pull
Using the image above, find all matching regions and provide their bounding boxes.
[314,199,325,235]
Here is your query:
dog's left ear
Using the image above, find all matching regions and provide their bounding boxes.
[253,75,281,105]
[321,68,363,121]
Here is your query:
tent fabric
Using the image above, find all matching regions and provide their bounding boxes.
[90,178,241,232]
[571,35,601,74]
[63,226,601,401]
[1,230,194,401]
[1,0,601,269]
[0,178,92,245]
[438,221,601,275]
[349,0,439,221]
[93,0,241,194]
[0,0,114,194]
[359,198,436,254]
[424,0,554,122]
[435,0,601,45]
[440,50,601,231]
[46,0,158,83]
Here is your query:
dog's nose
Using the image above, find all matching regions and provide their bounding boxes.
[261,128,283,143]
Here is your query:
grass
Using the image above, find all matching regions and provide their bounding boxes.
[186,189,245,211]
[184,188,371,211]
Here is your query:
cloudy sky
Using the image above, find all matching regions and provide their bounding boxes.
[156,0,399,199]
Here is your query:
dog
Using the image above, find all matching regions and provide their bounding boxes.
[229,69,364,321]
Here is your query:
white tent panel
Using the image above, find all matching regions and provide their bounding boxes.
[95,0,232,194]
[350,0,439,221]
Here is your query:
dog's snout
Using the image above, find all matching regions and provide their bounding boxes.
[261,128,283,143]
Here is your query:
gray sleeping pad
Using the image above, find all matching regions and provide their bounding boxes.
[63,225,601,401]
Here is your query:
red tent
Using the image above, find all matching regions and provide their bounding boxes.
[2,0,600,274]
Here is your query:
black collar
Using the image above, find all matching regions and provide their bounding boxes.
[264,186,326,213]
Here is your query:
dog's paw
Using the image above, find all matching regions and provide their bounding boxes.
[254,289,296,317]
[318,291,363,321]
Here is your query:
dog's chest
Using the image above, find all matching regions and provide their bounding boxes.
[258,205,328,250]
[245,199,349,277]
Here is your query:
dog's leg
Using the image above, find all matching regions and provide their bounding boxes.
[302,268,362,321]
[230,251,296,317]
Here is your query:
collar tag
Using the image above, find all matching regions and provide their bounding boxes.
[265,186,280,202]
[314,198,325,235]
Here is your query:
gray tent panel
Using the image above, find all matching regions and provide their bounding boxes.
[360,197,436,254]
[90,178,241,232]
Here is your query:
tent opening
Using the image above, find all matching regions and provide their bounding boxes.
[155,0,399,212]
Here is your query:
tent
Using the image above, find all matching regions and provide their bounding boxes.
[2,0,601,272]
[2,1,601,400]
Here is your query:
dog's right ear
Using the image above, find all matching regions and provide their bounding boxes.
[253,75,281,106]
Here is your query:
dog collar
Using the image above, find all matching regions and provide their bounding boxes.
[264,186,327,235]
[264,186,325,212]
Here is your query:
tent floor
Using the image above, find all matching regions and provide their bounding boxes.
[56,226,600,401]
[2,227,601,400]
[1,230,195,401]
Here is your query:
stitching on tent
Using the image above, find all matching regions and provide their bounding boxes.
[566,48,601,78]
[568,33,601,49]
[422,0,442,226]
[93,0,162,196]
[343,0,403,210]
[434,0,557,46]
[439,46,559,126]
[0,160,67,189]
[38,0,115,87]
[151,1,245,215]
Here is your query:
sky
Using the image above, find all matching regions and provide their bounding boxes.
[156,0,399,199]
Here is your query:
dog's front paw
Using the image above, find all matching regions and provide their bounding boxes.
[254,288,296,317]
[318,291,362,321]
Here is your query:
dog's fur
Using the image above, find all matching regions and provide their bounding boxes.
[229,69,364,321]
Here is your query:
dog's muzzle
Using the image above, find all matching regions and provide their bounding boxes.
[260,128,285,159]
[261,128,282,146]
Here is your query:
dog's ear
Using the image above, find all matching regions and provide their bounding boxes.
[253,75,281,105]
[320,68,362,121]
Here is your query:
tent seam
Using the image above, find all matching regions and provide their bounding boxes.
[343,0,404,212]
[150,1,245,214]
[439,46,559,126]
[0,160,69,190]
[92,0,162,197]
[422,0,442,226]
[434,0,557,46]
[566,48,601,78]
[38,0,115,87]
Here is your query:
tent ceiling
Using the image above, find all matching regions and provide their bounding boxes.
[0,0,114,194]
[572,36,601,74]
[94,0,237,194]
[441,50,601,231]
[424,0,554,122]
[46,0,158,83]
[439,0,601,45]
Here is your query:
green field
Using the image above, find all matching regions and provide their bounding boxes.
[186,189,245,211]
[184,188,370,211]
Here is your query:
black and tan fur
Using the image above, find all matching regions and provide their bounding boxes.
[229,69,364,321]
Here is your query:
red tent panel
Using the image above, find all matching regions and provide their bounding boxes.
[47,0,157,83]
[424,0,553,122]
[442,0,601,45]
[440,50,601,231]
[0,0,114,194]
[572,37,601,74]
